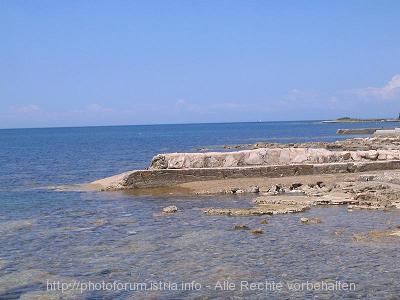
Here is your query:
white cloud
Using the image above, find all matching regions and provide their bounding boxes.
[87,103,114,112]
[9,104,41,114]
[354,74,400,99]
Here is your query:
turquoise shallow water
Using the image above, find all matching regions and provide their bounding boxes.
[1,121,400,299]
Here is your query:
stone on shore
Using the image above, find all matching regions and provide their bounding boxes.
[300,217,322,224]
[249,186,260,193]
[162,205,179,213]
[203,204,310,216]
[373,128,400,137]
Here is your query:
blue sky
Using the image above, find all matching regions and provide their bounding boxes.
[1,0,400,128]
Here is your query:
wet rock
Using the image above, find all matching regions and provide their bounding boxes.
[251,229,264,235]
[267,185,285,195]
[204,204,310,216]
[286,190,305,196]
[253,195,312,206]
[314,193,357,205]
[300,217,322,224]
[249,186,260,193]
[234,224,250,230]
[231,188,244,194]
[162,205,179,213]
[349,187,400,209]
[260,219,268,224]
[389,230,400,237]
[290,183,303,190]
[316,181,325,188]
[359,174,376,182]
[230,187,239,193]
[348,204,385,210]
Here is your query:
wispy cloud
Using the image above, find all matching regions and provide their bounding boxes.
[353,74,400,100]
[71,103,114,114]
[9,104,41,114]
[87,103,114,112]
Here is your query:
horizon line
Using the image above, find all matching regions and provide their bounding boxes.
[0,119,326,130]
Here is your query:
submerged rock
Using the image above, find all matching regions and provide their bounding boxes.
[353,229,400,242]
[234,224,250,230]
[251,229,264,235]
[0,219,36,235]
[92,219,108,227]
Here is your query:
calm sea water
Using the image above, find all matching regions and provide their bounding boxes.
[1,121,399,299]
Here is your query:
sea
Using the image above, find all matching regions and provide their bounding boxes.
[0,121,399,299]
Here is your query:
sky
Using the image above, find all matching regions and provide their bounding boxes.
[1,0,400,128]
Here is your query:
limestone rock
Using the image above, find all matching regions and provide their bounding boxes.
[249,186,260,193]
[359,174,376,182]
[149,147,400,170]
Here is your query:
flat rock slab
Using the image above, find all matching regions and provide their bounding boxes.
[203,204,310,216]
[91,160,400,190]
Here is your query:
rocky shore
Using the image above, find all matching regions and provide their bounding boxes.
[220,135,400,151]
[89,137,400,216]
[201,171,400,216]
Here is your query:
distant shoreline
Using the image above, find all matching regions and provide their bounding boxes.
[322,117,400,123]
